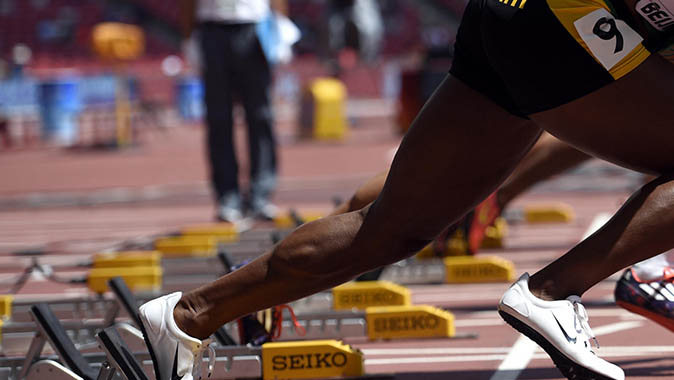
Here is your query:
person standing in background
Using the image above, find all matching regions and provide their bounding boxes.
[181,0,286,224]
[323,0,383,74]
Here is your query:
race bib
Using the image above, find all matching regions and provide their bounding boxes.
[574,8,644,70]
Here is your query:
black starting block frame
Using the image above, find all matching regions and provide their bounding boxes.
[96,327,149,380]
[19,303,106,380]
[1,301,263,380]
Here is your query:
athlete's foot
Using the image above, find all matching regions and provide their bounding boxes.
[139,292,216,380]
[498,273,624,380]
[615,267,674,333]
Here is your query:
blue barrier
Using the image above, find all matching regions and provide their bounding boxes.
[0,75,138,113]
[175,76,204,120]
[39,78,82,145]
[79,75,139,106]
[0,78,39,115]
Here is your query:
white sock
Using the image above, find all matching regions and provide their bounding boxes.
[632,249,674,281]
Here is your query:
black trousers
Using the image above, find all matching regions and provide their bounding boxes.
[200,22,277,208]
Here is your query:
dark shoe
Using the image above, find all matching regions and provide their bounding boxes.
[615,267,674,332]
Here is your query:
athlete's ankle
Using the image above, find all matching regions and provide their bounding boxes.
[173,293,211,340]
[527,273,573,301]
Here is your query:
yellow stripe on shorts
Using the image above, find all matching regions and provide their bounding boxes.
[546,0,651,79]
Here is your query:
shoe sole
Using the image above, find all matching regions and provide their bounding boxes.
[616,300,674,333]
[138,312,163,380]
[498,310,615,380]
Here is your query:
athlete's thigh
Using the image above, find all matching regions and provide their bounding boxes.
[353,75,541,259]
[462,0,674,173]
[531,55,674,174]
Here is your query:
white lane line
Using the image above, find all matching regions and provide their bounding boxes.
[364,347,674,366]
[414,292,507,303]
[593,320,643,336]
[464,308,639,319]
[362,339,657,358]
[582,212,613,240]
[455,318,505,327]
[599,345,674,353]
[362,347,512,356]
[453,314,643,327]
[488,335,538,380]
[366,354,508,365]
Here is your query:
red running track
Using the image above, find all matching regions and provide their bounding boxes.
[2,192,673,379]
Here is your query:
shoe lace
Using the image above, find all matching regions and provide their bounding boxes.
[272,304,306,339]
[568,296,600,349]
[192,338,216,379]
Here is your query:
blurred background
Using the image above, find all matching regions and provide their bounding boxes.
[0,0,471,253]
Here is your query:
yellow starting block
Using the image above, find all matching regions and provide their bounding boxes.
[524,203,575,223]
[154,236,217,257]
[332,281,410,310]
[299,78,349,141]
[87,266,162,294]
[444,255,515,283]
[92,251,161,268]
[180,223,239,243]
[274,211,325,229]
[416,229,469,259]
[262,340,363,380]
[92,22,145,61]
[480,217,508,249]
[0,295,12,320]
[366,305,455,340]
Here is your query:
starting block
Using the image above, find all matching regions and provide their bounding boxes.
[154,236,217,257]
[444,255,515,283]
[480,217,508,249]
[332,281,411,310]
[274,210,325,229]
[262,340,363,380]
[88,266,162,294]
[0,295,12,320]
[180,223,239,243]
[416,218,509,259]
[366,305,455,340]
[524,203,575,223]
[25,303,101,380]
[299,77,349,141]
[92,251,161,268]
[97,327,150,380]
[416,230,468,259]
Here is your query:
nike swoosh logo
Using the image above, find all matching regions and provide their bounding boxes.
[172,345,184,380]
[552,313,577,344]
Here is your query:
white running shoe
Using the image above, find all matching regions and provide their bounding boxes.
[139,292,215,380]
[498,273,624,380]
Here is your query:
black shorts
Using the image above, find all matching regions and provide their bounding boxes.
[449,0,651,117]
